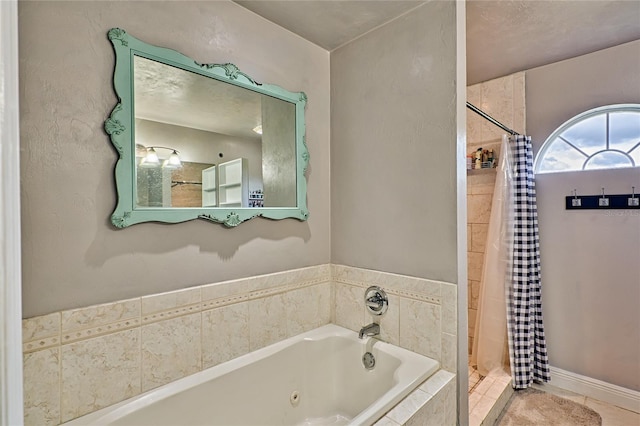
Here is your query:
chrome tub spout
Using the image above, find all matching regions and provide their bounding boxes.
[359,323,380,339]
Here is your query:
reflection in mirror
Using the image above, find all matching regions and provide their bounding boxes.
[133,56,296,209]
[105,28,308,227]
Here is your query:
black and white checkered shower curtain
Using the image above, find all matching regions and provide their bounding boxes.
[506,135,551,389]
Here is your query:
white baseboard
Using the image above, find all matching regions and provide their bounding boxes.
[549,366,640,414]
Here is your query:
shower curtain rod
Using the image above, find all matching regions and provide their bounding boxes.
[466,102,519,136]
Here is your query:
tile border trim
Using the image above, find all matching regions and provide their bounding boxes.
[333,277,441,305]
[23,267,331,353]
[22,265,451,351]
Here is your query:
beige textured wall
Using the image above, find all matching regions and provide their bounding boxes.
[527,40,640,391]
[465,73,525,353]
[19,1,331,318]
[330,1,460,283]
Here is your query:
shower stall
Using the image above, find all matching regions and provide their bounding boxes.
[466,96,550,423]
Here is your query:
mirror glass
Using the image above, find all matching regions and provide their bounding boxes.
[105,29,308,227]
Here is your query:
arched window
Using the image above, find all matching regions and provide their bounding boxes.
[534,104,640,174]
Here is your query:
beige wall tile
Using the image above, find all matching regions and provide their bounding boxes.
[467,82,481,105]
[471,223,489,253]
[441,332,457,372]
[467,224,472,249]
[285,283,331,337]
[141,313,202,392]
[23,348,60,426]
[201,278,249,303]
[248,264,331,295]
[441,284,456,335]
[481,75,514,141]
[399,298,441,360]
[467,194,492,224]
[419,369,455,396]
[467,84,483,145]
[442,378,457,425]
[470,279,480,310]
[202,302,250,369]
[467,252,484,282]
[333,265,441,301]
[61,298,140,334]
[387,388,432,426]
[249,293,288,351]
[467,72,524,150]
[468,307,477,337]
[513,72,526,134]
[468,171,497,187]
[405,390,445,426]
[60,329,141,422]
[23,263,455,423]
[378,293,400,346]
[330,278,337,323]
[22,312,60,343]
[141,287,200,316]
[469,183,496,196]
[334,282,366,332]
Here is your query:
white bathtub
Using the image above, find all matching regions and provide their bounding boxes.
[65,324,440,426]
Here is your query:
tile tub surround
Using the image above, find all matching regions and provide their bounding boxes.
[22,265,332,425]
[332,264,458,373]
[22,263,458,425]
[375,370,457,426]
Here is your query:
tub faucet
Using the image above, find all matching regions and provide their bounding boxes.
[359,323,380,339]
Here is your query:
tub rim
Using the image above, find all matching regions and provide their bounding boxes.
[63,323,440,426]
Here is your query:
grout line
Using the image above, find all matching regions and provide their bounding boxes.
[138,323,143,397]
[57,345,62,425]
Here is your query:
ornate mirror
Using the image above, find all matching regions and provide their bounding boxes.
[105,28,309,227]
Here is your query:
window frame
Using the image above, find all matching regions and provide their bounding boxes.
[534,103,640,174]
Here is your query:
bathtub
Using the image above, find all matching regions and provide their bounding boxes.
[65,324,440,426]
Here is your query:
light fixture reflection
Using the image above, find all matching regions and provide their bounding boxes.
[138,146,182,169]
[139,147,160,168]
[252,125,263,135]
[163,150,182,169]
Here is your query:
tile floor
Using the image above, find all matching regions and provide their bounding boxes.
[468,366,640,426]
[469,365,485,394]
[468,365,513,426]
[531,383,640,426]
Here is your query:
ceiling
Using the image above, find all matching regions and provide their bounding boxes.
[134,56,262,141]
[235,0,640,85]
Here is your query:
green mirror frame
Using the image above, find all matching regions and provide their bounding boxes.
[105,28,309,228]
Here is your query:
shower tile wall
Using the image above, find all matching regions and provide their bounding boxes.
[466,72,525,354]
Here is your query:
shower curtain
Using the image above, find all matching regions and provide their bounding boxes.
[470,135,513,377]
[471,134,550,389]
[506,134,550,389]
